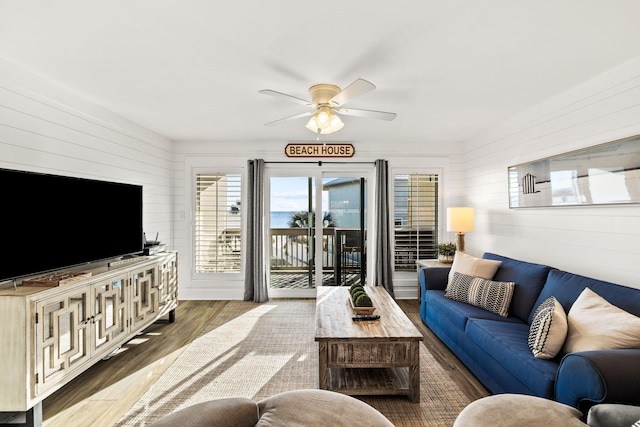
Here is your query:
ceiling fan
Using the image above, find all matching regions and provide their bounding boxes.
[259,78,397,135]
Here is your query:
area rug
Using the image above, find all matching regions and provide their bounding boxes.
[115,300,470,426]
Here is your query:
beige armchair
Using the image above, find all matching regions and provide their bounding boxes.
[454,394,640,427]
[149,389,394,427]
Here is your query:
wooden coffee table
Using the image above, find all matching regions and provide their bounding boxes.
[315,285,424,402]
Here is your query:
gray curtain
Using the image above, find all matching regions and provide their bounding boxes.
[244,159,269,302]
[374,159,394,297]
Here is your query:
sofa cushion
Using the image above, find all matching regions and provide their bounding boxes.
[426,290,522,332]
[448,251,502,287]
[562,288,640,353]
[528,296,568,359]
[482,253,553,323]
[532,269,640,319]
[465,318,559,397]
[446,272,515,317]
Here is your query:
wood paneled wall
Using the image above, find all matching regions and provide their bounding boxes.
[0,58,174,253]
[462,55,640,288]
[171,143,460,300]
[8,50,638,297]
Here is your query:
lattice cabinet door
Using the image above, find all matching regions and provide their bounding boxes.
[90,273,129,356]
[130,264,159,331]
[157,253,178,309]
[33,289,91,396]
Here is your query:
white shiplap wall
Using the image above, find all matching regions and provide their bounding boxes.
[462,54,640,289]
[0,59,174,255]
[5,46,638,298]
[172,140,461,299]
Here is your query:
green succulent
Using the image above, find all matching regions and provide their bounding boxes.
[350,285,364,296]
[351,290,367,301]
[349,283,362,292]
[355,294,373,307]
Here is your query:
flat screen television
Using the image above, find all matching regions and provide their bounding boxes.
[1,168,143,283]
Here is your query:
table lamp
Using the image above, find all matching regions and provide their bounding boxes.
[447,207,475,252]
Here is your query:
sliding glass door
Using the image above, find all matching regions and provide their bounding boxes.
[267,166,371,298]
[323,174,366,287]
[269,176,318,292]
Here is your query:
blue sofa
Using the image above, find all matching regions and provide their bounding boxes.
[419,252,640,412]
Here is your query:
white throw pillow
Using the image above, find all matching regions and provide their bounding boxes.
[528,297,568,359]
[562,288,640,353]
[447,251,502,288]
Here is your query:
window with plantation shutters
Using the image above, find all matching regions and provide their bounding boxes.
[194,173,242,273]
[393,173,439,271]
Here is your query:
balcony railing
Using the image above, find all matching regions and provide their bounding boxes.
[270,227,365,287]
[270,227,337,271]
[271,228,437,272]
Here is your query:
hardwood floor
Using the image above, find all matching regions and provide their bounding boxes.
[396,299,490,401]
[42,300,230,427]
[41,298,488,426]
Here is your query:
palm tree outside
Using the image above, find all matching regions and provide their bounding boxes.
[288,211,337,228]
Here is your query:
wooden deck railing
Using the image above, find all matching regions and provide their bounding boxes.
[270,227,337,271]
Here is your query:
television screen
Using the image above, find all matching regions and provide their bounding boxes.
[1,168,143,282]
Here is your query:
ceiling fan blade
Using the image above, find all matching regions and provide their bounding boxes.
[258,89,313,107]
[335,107,397,121]
[329,78,376,107]
[264,111,315,126]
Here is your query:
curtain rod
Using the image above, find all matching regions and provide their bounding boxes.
[262,161,376,165]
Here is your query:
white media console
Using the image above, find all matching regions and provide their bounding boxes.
[0,251,178,427]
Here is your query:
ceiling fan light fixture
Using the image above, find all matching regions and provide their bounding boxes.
[317,108,331,129]
[261,78,393,134]
[305,116,318,132]
[305,108,343,135]
[330,114,343,129]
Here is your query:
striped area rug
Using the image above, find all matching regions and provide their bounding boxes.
[115,299,470,426]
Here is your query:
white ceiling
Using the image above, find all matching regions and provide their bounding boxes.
[2,1,640,145]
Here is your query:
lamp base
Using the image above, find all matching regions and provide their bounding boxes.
[456,233,466,253]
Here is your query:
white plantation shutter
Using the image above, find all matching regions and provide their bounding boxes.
[393,174,439,271]
[195,173,242,273]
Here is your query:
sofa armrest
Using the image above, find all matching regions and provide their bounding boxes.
[418,266,450,294]
[555,349,640,412]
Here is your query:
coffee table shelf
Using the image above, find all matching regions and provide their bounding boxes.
[327,367,412,397]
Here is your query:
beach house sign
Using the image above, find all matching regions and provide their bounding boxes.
[285,143,355,158]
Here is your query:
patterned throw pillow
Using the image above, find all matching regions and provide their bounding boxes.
[528,296,568,359]
[445,272,515,317]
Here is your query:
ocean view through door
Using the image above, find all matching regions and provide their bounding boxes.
[268,168,368,297]
[269,176,318,292]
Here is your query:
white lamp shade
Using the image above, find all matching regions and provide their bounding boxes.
[447,207,475,233]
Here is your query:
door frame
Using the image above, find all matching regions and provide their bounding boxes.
[265,163,375,298]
